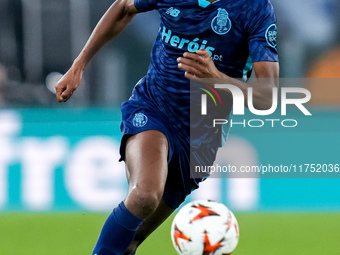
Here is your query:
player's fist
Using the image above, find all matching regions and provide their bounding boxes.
[54,67,83,102]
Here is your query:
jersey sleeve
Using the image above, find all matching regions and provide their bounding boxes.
[134,0,157,12]
[247,0,279,63]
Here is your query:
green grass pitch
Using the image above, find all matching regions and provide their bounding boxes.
[0,213,339,255]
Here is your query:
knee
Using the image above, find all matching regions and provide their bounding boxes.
[128,187,163,218]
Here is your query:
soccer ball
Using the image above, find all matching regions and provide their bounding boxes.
[171,200,239,255]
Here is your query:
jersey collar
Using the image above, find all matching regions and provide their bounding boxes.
[198,0,221,8]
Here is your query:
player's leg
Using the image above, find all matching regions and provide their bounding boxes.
[92,130,169,255]
[123,130,169,218]
[125,138,194,255]
[124,199,175,255]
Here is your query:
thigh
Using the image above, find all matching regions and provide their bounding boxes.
[124,130,169,215]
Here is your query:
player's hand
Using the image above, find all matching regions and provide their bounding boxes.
[54,67,83,102]
[177,49,225,80]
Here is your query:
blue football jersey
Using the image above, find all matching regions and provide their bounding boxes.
[131,0,278,145]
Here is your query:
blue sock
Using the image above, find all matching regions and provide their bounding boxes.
[92,202,143,255]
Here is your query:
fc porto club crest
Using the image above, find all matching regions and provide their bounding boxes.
[211,8,232,35]
[133,113,148,128]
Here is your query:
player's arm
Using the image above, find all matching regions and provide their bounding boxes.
[177,49,279,110]
[55,0,139,102]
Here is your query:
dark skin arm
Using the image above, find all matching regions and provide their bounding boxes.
[54,0,139,102]
[177,49,279,110]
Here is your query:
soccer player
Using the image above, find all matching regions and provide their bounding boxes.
[55,0,279,254]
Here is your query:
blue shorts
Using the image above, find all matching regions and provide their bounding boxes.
[119,79,219,209]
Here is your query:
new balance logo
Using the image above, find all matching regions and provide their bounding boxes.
[166,7,180,17]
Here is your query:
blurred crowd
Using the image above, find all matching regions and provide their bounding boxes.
[0,0,339,108]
